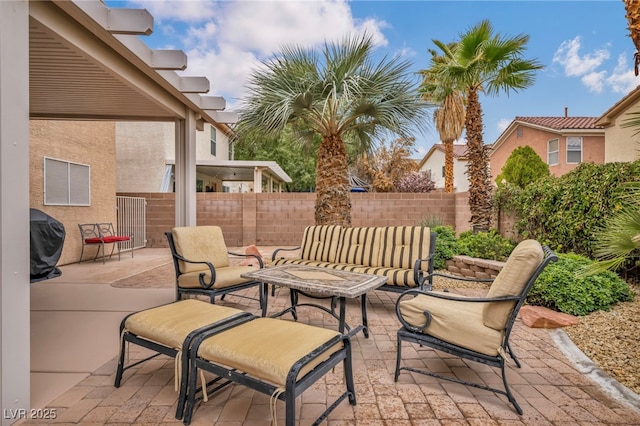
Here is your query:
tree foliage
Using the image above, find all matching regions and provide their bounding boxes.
[353,137,432,192]
[234,128,317,192]
[496,145,549,188]
[237,34,429,226]
[419,45,466,193]
[428,20,543,228]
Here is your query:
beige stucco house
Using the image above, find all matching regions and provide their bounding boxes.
[418,144,469,192]
[489,115,605,184]
[116,121,290,193]
[595,85,640,162]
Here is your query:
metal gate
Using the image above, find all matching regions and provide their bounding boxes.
[116,196,146,251]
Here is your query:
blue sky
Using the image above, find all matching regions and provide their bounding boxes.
[108,0,638,158]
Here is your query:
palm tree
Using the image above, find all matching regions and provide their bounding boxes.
[237,35,428,226]
[419,47,465,193]
[624,0,640,75]
[429,20,543,229]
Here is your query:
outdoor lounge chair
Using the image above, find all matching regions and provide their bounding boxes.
[394,239,558,415]
[165,226,267,316]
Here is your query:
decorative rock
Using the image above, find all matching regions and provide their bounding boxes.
[241,245,264,266]
[519,305,579,328]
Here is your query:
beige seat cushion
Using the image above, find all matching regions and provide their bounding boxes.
[172,226,230,273]
[197,318,343,386]
[299,225,343,263]
[124,300,244,350]
[177,264,259,289]
[374,226,431,271]
[336,227,381,267]
[398,293,503,356]
[483,239,543,330]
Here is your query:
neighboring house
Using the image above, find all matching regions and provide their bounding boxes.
[116,121,291,193]
[595,85,640,162]
[489,115,605,183]
[418,144,469,192]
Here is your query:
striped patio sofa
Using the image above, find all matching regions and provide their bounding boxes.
[272,225,437,293]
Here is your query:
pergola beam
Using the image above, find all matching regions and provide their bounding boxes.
[71,2,153,35]
[208,111,238,124]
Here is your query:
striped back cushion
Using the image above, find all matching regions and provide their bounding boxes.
[374,226,431,270]
[336,227,381,267]
[172,226,229,273]
[299,225,343,263]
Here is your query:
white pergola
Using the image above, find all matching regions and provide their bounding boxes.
[0,1,235,419]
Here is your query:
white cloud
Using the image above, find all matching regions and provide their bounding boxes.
[552,36,610,77]
[496,118,511,134]
[136,0,389,106]
[606,54,640,94]
[552,36,640,94]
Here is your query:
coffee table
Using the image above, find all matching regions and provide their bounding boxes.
[241,264,387,337]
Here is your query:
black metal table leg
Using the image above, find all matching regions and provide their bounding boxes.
[361,293,370,338]
[338,297,347,334]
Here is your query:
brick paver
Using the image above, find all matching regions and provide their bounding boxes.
[20,286,640,425]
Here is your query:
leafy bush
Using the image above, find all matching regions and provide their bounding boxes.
[527,253,635,316]
[431,225,458,270]
[395,171,436,192]
[493,161,640,258]
[457,229,516,261]
[496,146,549,188]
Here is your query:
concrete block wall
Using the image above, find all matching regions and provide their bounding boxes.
[119,191,468,249]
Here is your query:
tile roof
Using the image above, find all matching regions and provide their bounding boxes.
[514,116,602,130]
[432,143,468,158]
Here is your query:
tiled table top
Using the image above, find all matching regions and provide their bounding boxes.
[242,264,387,298]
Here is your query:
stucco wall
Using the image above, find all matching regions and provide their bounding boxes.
[419,149,469,192]
[490,125,605,183]
[30,120,117,265]
[604,102,640,162]
[116,121,173,192]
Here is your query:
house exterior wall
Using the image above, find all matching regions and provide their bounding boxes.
[602,98,640,162]
[116,121,173,192]
[490,125,605,183]
[116,121,232,193]
[30,120,117,266]
[419,149,469,192]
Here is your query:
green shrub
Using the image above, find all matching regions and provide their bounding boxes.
[527,253,635,316]
[496,146,549,189]
[457,229,516,261]
[493,161,640,258]
[431,225,458,270]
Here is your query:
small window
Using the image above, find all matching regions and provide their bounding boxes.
[566,136,582,164]
[44,157,90,206]
[516,127,523,138]
[547,139,559,165]
[441,165,445,178]
[210,126,217,156]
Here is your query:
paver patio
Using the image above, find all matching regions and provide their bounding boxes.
[22,248,640,425]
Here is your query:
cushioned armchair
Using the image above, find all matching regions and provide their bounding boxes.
[165,226,267,316]
[394,240,557,415]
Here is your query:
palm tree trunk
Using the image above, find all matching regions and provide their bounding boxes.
[315,134,352,226]
[624,0,640,75]
[444,140,454,193]
[464,89,492,229]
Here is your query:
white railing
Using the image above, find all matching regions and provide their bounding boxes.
[116,196,146,251]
